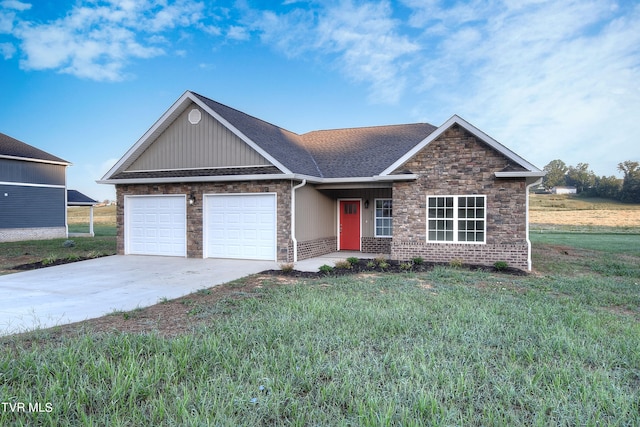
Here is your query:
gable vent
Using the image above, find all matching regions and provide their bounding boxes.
[188,108,202,125]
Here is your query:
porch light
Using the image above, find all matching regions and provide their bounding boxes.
[188,194,196,205]
[364,200,369,209]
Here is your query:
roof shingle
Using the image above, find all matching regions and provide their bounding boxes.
[0,132,69,164]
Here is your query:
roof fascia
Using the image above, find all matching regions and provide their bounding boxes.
[189,92,293,174]
[494,171,546,178]
[380,115,543,176]
[97,173,297,185]
[0,154,70,166]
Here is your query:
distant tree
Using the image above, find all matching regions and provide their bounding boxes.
[618,161,640,203]
[594,175,622,199]
[566,163,596,193]
[543,159,568,188]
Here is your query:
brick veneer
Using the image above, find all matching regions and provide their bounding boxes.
[116,180,293,262]
[296,237,337,260]
[391,125,530,270]
[361,236,391,254]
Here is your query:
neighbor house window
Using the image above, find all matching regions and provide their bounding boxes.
[427,195,485,243]
[375,199,392,237]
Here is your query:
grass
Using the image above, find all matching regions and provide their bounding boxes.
[2,234,639,425]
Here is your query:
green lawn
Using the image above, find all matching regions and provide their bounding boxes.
[1,235,639,425]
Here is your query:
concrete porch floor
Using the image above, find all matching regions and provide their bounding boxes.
[293,251,390,272]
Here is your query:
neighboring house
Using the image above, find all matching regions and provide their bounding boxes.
[99,91,545,270]
[67,189,98,237]
[551,186,577,195]
[0,132,70,242]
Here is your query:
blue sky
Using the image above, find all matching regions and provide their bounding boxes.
[1,0,638,202]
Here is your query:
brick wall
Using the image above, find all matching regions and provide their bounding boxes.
[361,237,391,254]
[296,237,337,260]
[391,125,530,270]
[116,180,293,262]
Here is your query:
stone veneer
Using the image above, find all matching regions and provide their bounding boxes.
[116,180,293,262]
[0,227,67,242]
[391,125,530,270]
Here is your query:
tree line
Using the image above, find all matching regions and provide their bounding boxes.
[542,159,640,203]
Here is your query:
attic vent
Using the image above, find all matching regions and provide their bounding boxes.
[188,108,202,125]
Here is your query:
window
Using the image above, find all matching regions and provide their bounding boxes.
[427,195,485,243]
[375,199,392,237]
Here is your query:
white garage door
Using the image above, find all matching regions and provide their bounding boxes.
[205,194,276,260]
[125,195,187,257]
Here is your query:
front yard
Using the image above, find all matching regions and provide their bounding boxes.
[1,232,638,425]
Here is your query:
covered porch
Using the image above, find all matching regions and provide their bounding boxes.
[293,251,390,272]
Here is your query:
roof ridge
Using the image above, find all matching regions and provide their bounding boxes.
[302,122,434,135]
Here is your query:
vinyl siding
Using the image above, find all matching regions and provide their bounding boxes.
[0,185,66,228]
[127,102,272,171]
[295,185,335,241]
[0,158,66,186]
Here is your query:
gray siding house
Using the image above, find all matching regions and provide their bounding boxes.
[0,132,70,242]
[100,91,545,270]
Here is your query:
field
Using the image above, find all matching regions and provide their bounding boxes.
[0,197,639,425]
[530,194,640,232]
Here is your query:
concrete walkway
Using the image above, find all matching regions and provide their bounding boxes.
[0,255,277,336]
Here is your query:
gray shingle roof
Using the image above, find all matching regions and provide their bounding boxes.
[192,92,436,177]
[0,132,69,164]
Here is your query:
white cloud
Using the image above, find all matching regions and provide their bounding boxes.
[252,0,420,103]
[0,0,31,12]
[227,25,249,41]
[0,41,13,58]
[5,0,207,81]
[402,0,640,175]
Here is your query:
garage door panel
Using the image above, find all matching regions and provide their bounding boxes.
[205,194,276,260]
[126,196,186,257]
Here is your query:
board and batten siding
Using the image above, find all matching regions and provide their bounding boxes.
[0,159,66,186]
[295,185,336,241]
[127,103,272,171]
[0,185,66,228]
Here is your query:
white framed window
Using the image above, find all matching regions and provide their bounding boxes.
[427,195,486,243]
[374,199,393,237]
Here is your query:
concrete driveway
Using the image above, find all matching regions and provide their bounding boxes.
[0,255,278,336]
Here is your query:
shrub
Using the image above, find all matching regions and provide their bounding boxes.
[378,261,390,270]
[62,239,76,248]
[319,264,333,274]
[449,258,464,268]
[494,261,509,271]
[41,254,57,266]
[412,257,424,265]
[400,262,413,271]
[346,257,359,266]
[334,260,352,269]
[366,261,376,269]
[280,263,294,272]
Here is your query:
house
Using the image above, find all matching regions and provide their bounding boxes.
[67,189,98,237]
[0,132,70,242]
[551,186,577,195]
[99,91,545,270]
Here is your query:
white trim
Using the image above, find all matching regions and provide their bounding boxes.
[426,195,487,244]
[202,192,278,261]
[495,171,545,178]
[98,173,418,186]
[291,179,307,263]
[124,194,187,257]
[0,154,70,166]
[380,115,543,176]
[373,198,393,238]
[337,198,362,251]
[0,181,66,189]
[100,91,291,182]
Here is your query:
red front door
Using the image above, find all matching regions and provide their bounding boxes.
[339,200,360,250]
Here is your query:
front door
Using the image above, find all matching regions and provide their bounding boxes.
[339,200,361,250]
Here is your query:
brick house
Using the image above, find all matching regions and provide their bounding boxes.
[99,90,544,270]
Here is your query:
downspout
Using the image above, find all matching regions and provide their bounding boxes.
[525,178,544,271]
[291,179,307,263]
